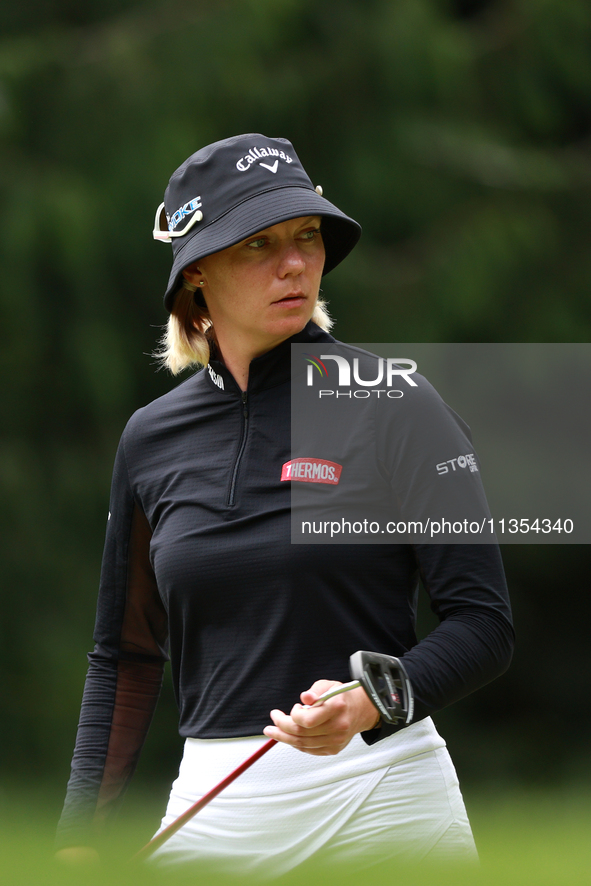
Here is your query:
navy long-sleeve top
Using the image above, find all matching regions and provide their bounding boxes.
[57,321,513,847]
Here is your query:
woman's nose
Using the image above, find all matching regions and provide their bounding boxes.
[277,242,306,276]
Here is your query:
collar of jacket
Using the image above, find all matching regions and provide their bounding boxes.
[206,321,335,395]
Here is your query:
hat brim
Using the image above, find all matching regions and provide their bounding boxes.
[163,186,361,311]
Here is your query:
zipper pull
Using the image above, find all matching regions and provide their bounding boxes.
[241,391,248,418]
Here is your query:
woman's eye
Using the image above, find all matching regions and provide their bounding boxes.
[249,237,267,248]
[301,228,321,240]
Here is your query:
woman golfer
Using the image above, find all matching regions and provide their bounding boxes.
[56,133,513,874]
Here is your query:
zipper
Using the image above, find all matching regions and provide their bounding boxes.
[227,391,249,507]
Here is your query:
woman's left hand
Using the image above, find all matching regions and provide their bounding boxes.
[263,680,380,755]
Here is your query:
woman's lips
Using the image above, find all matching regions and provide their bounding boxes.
[273,292,306,305]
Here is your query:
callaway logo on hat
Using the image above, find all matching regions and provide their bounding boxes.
[153,133,362,311]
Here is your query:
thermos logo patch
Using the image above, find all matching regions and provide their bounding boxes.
[281,458,342,485]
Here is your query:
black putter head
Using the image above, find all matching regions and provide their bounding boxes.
[349,651,414,726]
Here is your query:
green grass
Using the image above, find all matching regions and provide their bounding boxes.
[1,788,589,885]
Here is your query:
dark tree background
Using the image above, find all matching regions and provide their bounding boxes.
[1,0,590,800]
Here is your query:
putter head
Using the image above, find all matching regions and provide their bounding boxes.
[349,651,414,726]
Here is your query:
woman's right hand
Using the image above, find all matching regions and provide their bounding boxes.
[55,846,100,865]
[263,680,380,755]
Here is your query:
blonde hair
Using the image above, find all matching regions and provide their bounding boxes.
[155,287,334,375]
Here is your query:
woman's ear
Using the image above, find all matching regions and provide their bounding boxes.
[182,263,203,286]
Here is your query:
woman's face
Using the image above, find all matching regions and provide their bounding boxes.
[184,216,325,358]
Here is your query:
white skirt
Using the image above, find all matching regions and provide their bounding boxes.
[151,718,476,876]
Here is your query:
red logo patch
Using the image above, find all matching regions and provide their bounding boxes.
[281,458,342,485]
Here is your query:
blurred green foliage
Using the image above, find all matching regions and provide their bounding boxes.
[1,788,590,885]
[0,0,590,804]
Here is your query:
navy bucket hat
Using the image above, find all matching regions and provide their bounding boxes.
[153,133,362,312]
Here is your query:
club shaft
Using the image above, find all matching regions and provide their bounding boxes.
[133,738,277,861]
[133,682,360,859]
[309,680,361,706]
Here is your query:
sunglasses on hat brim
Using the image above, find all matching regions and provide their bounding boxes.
[152,202,204,243]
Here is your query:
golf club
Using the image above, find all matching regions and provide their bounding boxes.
[133,650,413,861]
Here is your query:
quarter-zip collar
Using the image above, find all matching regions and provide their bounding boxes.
[205,321,335,396]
